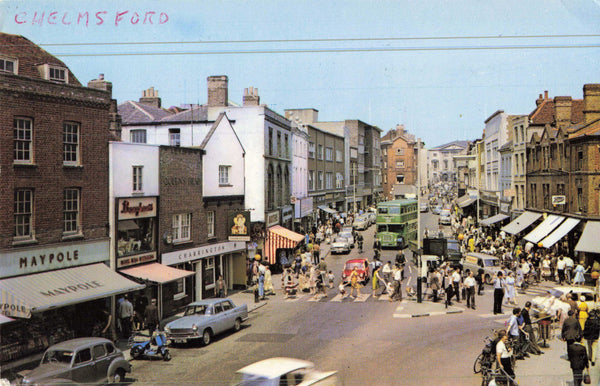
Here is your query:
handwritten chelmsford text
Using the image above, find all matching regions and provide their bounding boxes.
[14,11,169,27]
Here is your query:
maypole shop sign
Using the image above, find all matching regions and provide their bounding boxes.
[0,239,109,277]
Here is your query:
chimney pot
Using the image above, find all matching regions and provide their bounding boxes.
[544,90,548,99]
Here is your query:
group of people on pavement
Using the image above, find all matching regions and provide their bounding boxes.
[561,301,600,386]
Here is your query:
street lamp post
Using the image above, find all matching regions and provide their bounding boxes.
[417,137,422,303]
[353,162,357,214]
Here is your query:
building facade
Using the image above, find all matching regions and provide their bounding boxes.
[380,125,418,200]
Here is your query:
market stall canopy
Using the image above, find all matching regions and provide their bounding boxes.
[264,225,305,265]
[120,262,195,284]
[317,205,337,214]
[524,215,565,244]
[480,213,509,227]
[0,263,144,318]
[575,221,600,254]
[501,211,543,235]
[539,218,581,249]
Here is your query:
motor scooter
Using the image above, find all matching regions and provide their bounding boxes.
[129,331,172,361]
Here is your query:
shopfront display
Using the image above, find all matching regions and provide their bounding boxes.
[116,197,158,268]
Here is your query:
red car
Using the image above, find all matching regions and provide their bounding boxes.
[341,258,370,285]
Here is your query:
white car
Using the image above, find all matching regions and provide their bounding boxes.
[438,209,451,225]
[331,237,351,254]
[353,216,369,230]
[531,286,597,317]
[338,230,354,247]
[232,357,339,386]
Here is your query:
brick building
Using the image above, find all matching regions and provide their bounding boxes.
[380,124,418,200]
[0,33,140,369]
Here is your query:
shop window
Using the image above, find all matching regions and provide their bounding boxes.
[203,257,215,288]
[14,117,33,164]
[117,217,155,257]
[207,211,215,237]
[174,277,186,300]
[172,213,191,243]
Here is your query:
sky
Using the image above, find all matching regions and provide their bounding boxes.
[1,0,600,147]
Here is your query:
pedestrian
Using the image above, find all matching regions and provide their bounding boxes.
[568,337,590,386]
[579,297,589,331]
[557,256,566,284]
[563,310,584,349]
[339,282,347,299]
[312,243,320,265]
[258,262,266,300]
[372,266,383,297]
[395,249,406,280]
[143,298,160,335]
[216,275,228,298]
[493,271,505,315]
[119,295,134,339]
[507,308,526,359]
[583,309,600,366]
[522,301,543,355]
[541,256,552,281]
[373,237,382,253]
[504,271,517,306]
[565,255,575,285]
[382,261,392,289]
[476,268,485,295]
[451,267,462,303]
[349,266,362,298]
[464,271,476,309]
[574,262,588,287]
[496,330,516,384]
[264,266,274,296]
[430,268,441,303]
[327,270,335,289]
[390,264,403,301]
[99,308,116,342]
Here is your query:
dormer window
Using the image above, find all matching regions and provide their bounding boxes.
[48,66,67,83]
[0,57,17,74]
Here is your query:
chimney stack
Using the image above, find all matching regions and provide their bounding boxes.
[243,86,260,106]
[139,87,161,108]
[87,73,113,93]
[207,75,229,107]
[583,84,600,125]
[554,96,572,128]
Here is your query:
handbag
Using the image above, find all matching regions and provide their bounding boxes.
[583,369,591,384]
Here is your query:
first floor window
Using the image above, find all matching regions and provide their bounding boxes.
[14,117,32,163]
[172,213,191,242]
[308,171,315,191]
[133,166,143,192]
[326,172,333,189]
[219,165,231,185]
[207,211,215,237]
[130,129,147,143]
[64,188,80,234]
[169,128,181,146]
[63,122,80,165]
[14,189,33,238]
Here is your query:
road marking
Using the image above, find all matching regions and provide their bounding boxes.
[378,293,391,301]
[330,293,345,302]
[353,293,370,302]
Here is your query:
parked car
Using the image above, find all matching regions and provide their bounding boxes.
[331,237,351,254]
[339,230,355,247]
[231,357,339,386]
[164,298,248,346]
[432,205,443,215]
[352,216,369,230]
[18,337,131,385]
[531,286,597,318]
[341,258,370,285]
[419,203,429,212]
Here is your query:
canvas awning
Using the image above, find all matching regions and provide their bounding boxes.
[480,213,509,227]
[317,205,337,214]
[539,218,581,249]
[264,225,305,264]
[0,313,14,324]
[524,215,565,244]
[120,263,195,284]
[458,198,476,208]
[575,221,600,254]
[118,220,139,231]
[0,263,144,318]
[501,211,543,235]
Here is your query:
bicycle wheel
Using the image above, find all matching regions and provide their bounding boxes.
[473,353,483,373]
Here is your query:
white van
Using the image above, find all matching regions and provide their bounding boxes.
[461,252,501,284]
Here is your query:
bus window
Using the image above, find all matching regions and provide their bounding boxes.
[389,207,400,214]
[378,208,388,214]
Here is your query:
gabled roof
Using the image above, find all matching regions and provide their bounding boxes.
[199,112,245,154]
[568,118,600,139]
[0,32,81,86]
[118,101,174,124]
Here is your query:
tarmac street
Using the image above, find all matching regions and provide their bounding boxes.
[124,213,600,385]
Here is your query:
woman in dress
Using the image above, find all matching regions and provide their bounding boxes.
[309,265,318,295]
[372,266,383,297]
[541,256,552,281]
[579,297,590,331]
[574,262,588,287]
[504,271,517,306]
[349,266,362,298]
[264,265,274,295]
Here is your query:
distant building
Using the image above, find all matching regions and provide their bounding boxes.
[427,140,469,185]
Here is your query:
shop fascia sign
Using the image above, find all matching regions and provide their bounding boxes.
[0,239,109,278]
[162,241,247,265]
[118,197,157,220]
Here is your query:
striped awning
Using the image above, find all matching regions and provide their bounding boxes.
[480,213,509,227]
[539,218,580,249]
[576,221,600,254]
[501,211,542,235]
[524,215,565,244]
[264,225,305,264]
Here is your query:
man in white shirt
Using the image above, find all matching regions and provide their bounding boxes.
[382,261,392,290]
[391,265,403,301]
[564,256,574,284]
[557,256,567,285]
[451,268,462,303]
[464,271,477,309]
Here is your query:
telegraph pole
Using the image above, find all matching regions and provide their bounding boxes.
[417,138,422,303]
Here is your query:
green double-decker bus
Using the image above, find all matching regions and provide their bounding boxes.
[375,199,418,249]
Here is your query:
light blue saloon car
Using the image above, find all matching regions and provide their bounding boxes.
[164,298,248,346]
